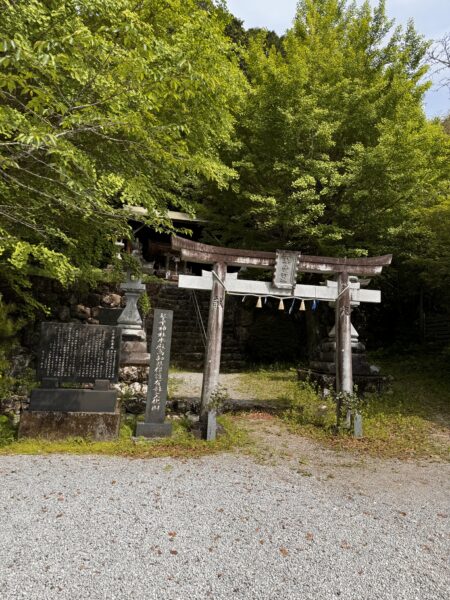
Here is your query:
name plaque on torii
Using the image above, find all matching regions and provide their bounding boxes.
[171,235,392,440]
[272,250,301,291]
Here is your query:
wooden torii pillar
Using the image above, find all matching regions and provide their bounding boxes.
[172,236,392,439]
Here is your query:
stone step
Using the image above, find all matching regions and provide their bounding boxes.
[170,324,235,331]
[171,344,241,353]
[171,335,239,342]
[157,293,208,300]
[170,329,237,337]
[171,335,236,343]
[172,362,244,373]
[173,350,244,359]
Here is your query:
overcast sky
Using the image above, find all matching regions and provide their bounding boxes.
[226,0,450,118]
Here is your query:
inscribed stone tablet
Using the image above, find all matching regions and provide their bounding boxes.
[145,309,173,423]
[273,250,300,290]
[38,322,122,382]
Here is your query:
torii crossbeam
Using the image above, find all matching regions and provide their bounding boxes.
[172,236,392,440]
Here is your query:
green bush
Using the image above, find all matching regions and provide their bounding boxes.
[0,415,16,447]
[283,381,336,429]
[137,291,151,317]
[0,296,27,413]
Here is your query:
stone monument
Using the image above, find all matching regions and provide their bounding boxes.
[118,275,149,365]
[19,322,122,440]
[136,308,173,438]
[298,322,387,394]
[117,239,150,366]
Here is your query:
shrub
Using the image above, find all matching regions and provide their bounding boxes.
[284,381,336,429]
[0,415,16,447]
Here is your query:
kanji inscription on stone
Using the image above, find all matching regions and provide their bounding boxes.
[273,250,301,290]
[145,309,173,423]
[38,322,121,383]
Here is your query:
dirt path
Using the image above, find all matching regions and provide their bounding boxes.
[170,371,245,402]
[170,370,449,504]
[169,370,287,410]
[239,415,449,504]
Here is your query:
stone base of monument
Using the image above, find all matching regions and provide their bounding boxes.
[29,388,118,412]
[297,367,388,395]
[135,421,172,438]
[299,324,389,395]
[120,340,150,366]
[18,410,121,441]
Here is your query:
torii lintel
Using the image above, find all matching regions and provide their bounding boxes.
[171,236,392,276]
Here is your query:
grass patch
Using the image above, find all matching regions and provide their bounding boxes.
[0,415,249,459]
[283,354,450,459]
[168,375,181,400]
[357,354,450,459]
[2,355,448,461]
[236,368,298,407]
[233,357,450,460]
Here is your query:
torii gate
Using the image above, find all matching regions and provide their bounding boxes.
[172,236,392,440]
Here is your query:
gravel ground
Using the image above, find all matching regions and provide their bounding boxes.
[0,453,449,600]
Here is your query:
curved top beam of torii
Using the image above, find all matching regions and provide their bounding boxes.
[171,235,392,276]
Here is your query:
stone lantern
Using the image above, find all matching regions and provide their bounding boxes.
[117,240,150,366]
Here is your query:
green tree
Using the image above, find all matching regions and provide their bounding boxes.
[443,114,450,135]
[0,0,245,313]
[204,1,449,313]
[206,0,450,256]
[199,0,450,345]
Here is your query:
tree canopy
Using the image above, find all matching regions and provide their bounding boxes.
[0,0,448,339]
[0,0,245,312]
[202,0,450,323]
